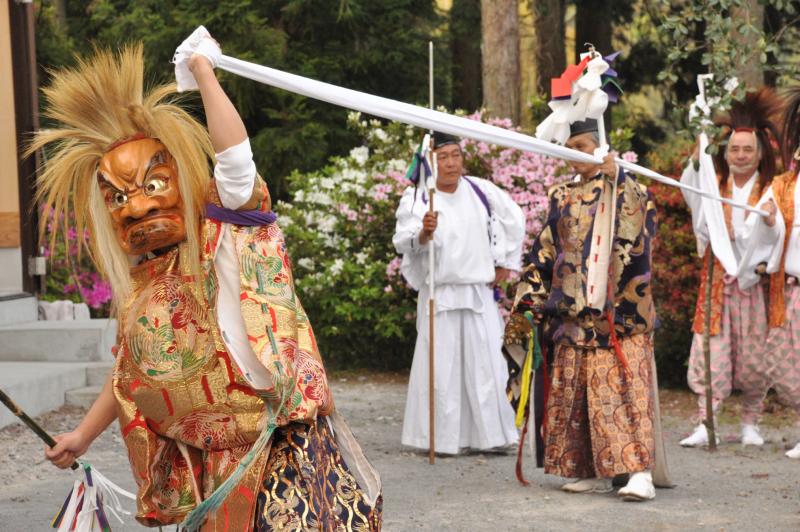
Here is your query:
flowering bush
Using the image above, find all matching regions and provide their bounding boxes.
[648,137,699,387]
[277,115,419,369]
[279,111,580,369]
[41,209,113,317]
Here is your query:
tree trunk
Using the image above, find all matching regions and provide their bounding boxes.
[574,0,612,62]
[574,0,612,130]
[481,0,520,123]
[54,0,68,31]
[731,0,764,88]
[533,0,566,96]
[451,0,483,112]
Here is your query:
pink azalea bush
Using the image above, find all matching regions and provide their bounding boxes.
[459,112,570,252]
[42,208,113,317]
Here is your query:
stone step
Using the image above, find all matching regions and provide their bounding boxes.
[0,319,117,362]
[86,362,114,386]
[0,362,88,429]
[64,385,103,409]
[0,295,38,327]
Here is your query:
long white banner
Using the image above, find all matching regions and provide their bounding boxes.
[175,34,766,217]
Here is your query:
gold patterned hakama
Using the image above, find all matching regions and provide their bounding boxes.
[544,334,655,479]
[506,171,663,481]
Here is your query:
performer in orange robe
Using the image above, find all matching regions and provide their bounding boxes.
[679,89,783,448]
[765,87,800,459]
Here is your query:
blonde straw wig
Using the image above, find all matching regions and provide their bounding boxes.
[28,44,215,309]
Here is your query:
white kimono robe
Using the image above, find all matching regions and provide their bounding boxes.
[680,163,784,286]
[393,176,524,454]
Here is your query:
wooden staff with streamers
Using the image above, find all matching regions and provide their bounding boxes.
[427,40,436,465]
[696,74,718,452]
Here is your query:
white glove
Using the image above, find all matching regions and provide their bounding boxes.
[172,25,222,92]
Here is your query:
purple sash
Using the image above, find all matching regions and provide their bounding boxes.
[419,176,491,218]
[205,203,277,226]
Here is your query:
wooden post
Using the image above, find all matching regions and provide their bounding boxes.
[9,0,41,294]
[428,41,436,465]
[703,254,717,451]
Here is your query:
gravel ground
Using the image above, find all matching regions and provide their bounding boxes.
[1,375,799,531]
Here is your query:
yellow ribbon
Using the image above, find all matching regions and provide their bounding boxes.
[515,328,535,428]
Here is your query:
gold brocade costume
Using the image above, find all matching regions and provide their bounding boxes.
[113,203,378,529]
[507,171,657,349]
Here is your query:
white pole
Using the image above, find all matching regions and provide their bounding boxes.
[615,158,768,217]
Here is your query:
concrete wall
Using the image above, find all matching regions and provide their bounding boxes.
[0,249,23,295]
[0,362,89,429]
[0,0,23,295]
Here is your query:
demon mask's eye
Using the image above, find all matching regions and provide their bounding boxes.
[143,175,169,196]
[112,190,129,208]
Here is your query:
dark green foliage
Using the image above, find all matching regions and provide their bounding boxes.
[34,0,443,199]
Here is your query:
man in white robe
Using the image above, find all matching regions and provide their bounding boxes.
[393,132,524,454]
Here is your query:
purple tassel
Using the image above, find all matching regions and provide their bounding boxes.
[51,486,73,528]
[95,495,112,532]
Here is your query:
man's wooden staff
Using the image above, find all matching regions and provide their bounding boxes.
[428,162,436,466]
[427,40,436,465]
[703,254,718,451]
[694,74,717,452]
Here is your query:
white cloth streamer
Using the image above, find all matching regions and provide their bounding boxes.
[173,25,221,91]
[172,27,764,217]
[679,133,738,275]
[172,29,600,165]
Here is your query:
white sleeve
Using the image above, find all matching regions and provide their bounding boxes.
[735,186,785,289]
[392,187,432,291]
[480,180,525,271]
[214,226,273,391]
[214,138,257,210]
[680,140,738,276]
[392,187,426,255]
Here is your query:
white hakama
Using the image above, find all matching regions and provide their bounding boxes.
[393,176,524,453]
[402,284,518,453]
